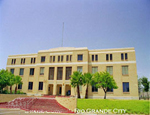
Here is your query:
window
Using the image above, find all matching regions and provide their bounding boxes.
[41,56,45,62]
[18,84,22,89]
[66,55,69,61]
[110,54,112,60]
[125,53,128,60]
[123,82,129,92]
[53,56,55,62]
[10,69,14,74]
[31,58,36,63]
[78,54,83,61]
[11,59,16,64]
[107,66,113,75]
[95,55,98,61]
[121,53,124,60]
[40,67,44,75]
[106,54,109,61]
[92,55,94,61]
[49,67,54,80]
[38,82,43,90]
[92,67,98,74]
[57,67,63,80]
[77,66,82,73]
[61,56,63,62]
[21,58,25,64]
[30,68,34,75]
[107,87,113,92]
[122,66,128,75]
[70,55,72,61]
[19,68,24,75]
[28,82,33,90]
[66,67,72,80]
[50,56,52,62]
[92,85,98,92]
[58,56,60,62]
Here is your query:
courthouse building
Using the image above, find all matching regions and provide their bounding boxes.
[6,47,139,99]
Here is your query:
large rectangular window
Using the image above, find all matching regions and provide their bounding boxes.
[18,84,22,89]
[92,85,98,92]
[10,69,14,74]
[92,67,98,74]
[28,82,33,90]
[19,68,24,75]
[77,66,82,73]
[78,54,83,61]
[123,82,129,92]
[40,67,44,75]
[66,67,72,80]
[49,67,54,80]
[41,56,45,62]
[38,82,43,90]
[30,68,34,75]
[107,66,113,75]
[122,66,128,75]
[57,67,63,80]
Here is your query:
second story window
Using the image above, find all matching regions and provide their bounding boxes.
[122,66,128,75]
[107,66,113,75]
[10,68,14,74]
[77,66,82,73]
[21,58,25,64]
[57,67,63,80]
[78,54,83,61]
[11,59,16,64]
[53,56,55,62]
[61,55,63,62]
[30,68,34,75]
[41,56,45,62]
[31,58,36,64]
[58,56,60,62]
[40,67,44,75]
[106,54,113,61]
[19,68,24,75]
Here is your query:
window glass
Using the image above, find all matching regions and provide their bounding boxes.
[49,67,54,80]
[123,82,129,92]
[122,66,128,75]
[41,56,45,62]
[40,67,44,75]
[92,85,98,92]
[107,66,113,75]
[30,68,34,75]
[92,67,98,74]
[125,53,128,60]
[106,54,109,61]
[10,69,14,74]
[121,53,124,60]
[95,55,98,61]
[38,82,43,90]
[92,55,94,61]
[28,82,33,90]
[77,66,82,73]
[19,68,24,75]
[78,54,83,61]
[66,67,72,80]
[57,67,63,80]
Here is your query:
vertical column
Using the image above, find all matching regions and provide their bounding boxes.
[62,66,66,96]
[53,66,57,95]
[71,87,76,97]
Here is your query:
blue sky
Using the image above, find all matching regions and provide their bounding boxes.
[0,0,150,79]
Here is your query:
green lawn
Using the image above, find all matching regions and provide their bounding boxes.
[77,99,149,114]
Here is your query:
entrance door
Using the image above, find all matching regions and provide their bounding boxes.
[59,87,62,95]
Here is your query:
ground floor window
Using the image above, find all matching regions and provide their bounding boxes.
[107,87,113,92]
[92,85,98,92]
[123,82,129,92]
[18,84,22,89]
[39,82,43,90]
[28,82,33,90]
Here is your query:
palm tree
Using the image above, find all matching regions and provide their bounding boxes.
[70,71,83,98]
[14,75,23,94]
[8,73,15,94]
[82,73,93,99]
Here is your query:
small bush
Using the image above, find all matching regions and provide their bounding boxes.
[2,90,9,94]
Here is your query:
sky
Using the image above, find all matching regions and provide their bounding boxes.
[0,0,150,80]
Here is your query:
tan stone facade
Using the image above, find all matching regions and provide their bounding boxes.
[6,47,139,99]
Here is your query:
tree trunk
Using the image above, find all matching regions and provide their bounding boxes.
[85,85,88,99]
[77,85,80,98]
[104,91,107,99]
[10,86,12,94]
[15,85,17,94]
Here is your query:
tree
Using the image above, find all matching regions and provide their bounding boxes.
[14,75,23,94]
[0,69,10,92]
[82,73,94,99]
[141,77,149,97]
[8,73,15,94]
[70,71,83,98]
[93,71,118,99]
[138,77,142,97]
